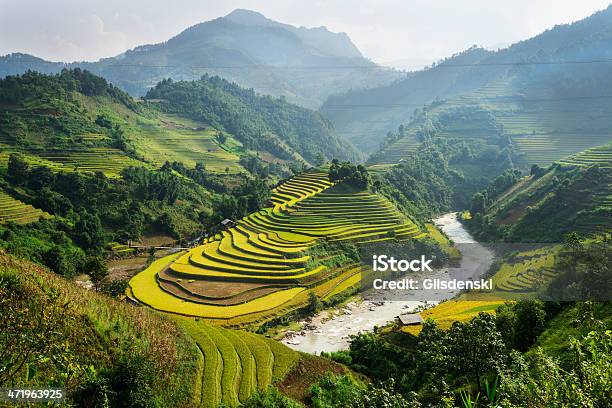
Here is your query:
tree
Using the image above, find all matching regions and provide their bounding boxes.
[564,232,582,253]
[447,313,506,392]
[7,153,29,185]
[494,302,517,348]
[86,256,108,291]
[307,292,322,314]
[470,192,487,216]
[512,300,546,351]
[74,211,105,250]
[314,153,325,166]
[216,132,227,145]
[328,161,370,189]
[27,166,55,190]
[530,164,545,179]
[44,245,76,277]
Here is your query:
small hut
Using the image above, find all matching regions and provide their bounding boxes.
[397,313,423,326]
[220,219,235,229]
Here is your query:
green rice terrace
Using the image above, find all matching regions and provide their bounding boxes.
[471,144,611,241]
[128,170,425,326]
[493,246,558,294]
[178,318,300,407]
[558,142,612,169]
[0,147,144,177]
[128,113,245,174]
[0,110,245,177]
[0,189,49,224]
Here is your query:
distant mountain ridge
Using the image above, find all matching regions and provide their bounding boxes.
[223,9,363,58]
[0,9,400,108]
[322,5,612,154]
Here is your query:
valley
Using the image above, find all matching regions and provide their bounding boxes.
[1,4,611,408]
[280,211,494,353]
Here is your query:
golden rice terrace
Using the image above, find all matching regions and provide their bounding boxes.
[128,170,425,325]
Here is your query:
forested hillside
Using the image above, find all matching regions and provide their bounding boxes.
[367,124,517,218]
[322,46,493,152]
[324,6,612,157]
[145,75,363,164]
[0,9,400,107]
[2,5,611,408]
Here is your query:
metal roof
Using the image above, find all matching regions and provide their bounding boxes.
[398,313,423,325]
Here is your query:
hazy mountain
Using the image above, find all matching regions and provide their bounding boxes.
[321,46,493,152]
[223,9,363,58]
[322,5,612,153]
[0,9,400,108]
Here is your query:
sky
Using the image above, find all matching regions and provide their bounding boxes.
[1,0,611,69]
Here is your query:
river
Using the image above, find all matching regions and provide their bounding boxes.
[282,212,495,354]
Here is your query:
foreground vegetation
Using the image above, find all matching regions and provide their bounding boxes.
[0,251,199,407]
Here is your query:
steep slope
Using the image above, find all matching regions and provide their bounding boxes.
[324,6,612,155]
[223,9,363,59]
[0,9,400,108]
[467,144,612,242]
[0,69,358,177]
[321,46,494,152]
[0,250,200,406]
[1,249,333,407]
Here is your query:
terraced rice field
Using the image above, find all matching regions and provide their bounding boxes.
[129,170,425,324]
[372,132,420,165]
[401,300,503,336]
[0,190,49,224]
[512,133,612,167]
[0,147,144,177]
[558,144,612,234]
[133,117,244,173]
[558,143,612,169]
[179,318,299,407]
[493,247,558,293]
[369,75,612,169]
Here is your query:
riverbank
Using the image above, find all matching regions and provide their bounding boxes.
[281,212,495,354]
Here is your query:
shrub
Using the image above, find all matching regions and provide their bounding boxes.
[242,386,301,408]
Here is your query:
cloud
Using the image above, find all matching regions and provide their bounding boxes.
[42,15,128,61]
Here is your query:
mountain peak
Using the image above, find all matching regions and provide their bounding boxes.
[224,9,270,26]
